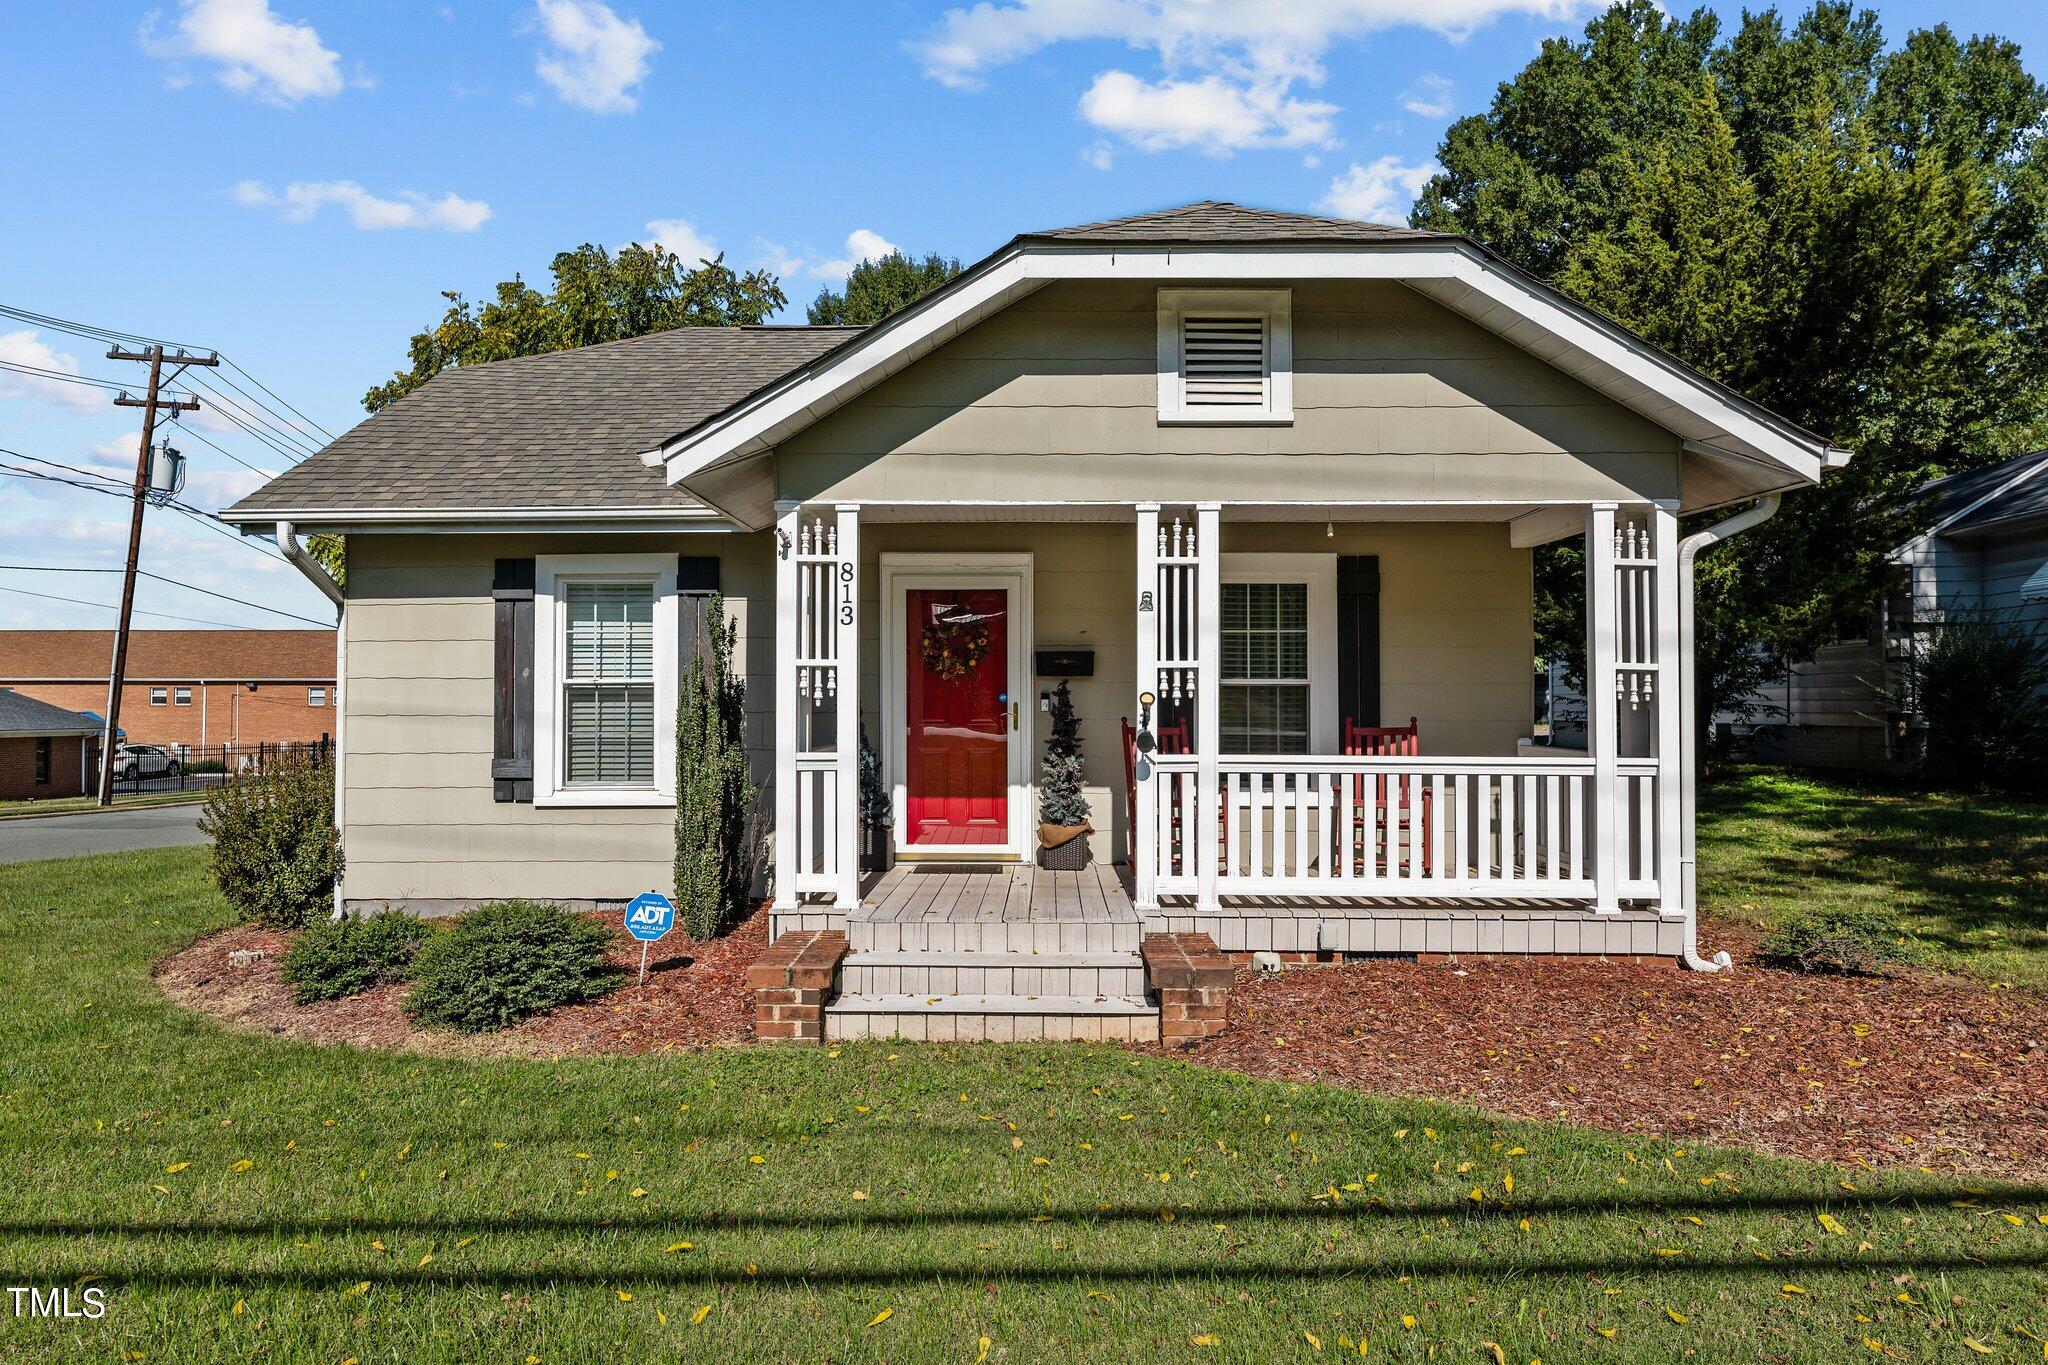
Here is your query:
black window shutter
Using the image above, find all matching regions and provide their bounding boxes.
[492,558,535,803]
[1336,555,1380,734]
[678,555,721,673]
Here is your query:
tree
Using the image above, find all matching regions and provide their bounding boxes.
[807,251,962,326]
[1038,680,1090,828]
[1412,1,2048,752]
[673,597,756,938]
[364,242,785,413]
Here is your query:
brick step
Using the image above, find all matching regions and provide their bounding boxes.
[839,951,1147,999]
[848,918,1143,955]
[824,993,1160,1043]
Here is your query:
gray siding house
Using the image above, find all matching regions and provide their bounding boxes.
[227,202,1850,1040]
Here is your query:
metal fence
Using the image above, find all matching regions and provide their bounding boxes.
[90,738,333,795]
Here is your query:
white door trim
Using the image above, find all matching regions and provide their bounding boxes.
[879,551,1035,859]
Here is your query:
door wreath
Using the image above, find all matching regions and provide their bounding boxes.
[921,617,992,680]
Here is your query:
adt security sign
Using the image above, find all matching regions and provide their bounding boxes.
[623,891,675,986]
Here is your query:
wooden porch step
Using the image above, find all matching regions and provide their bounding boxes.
[839,951,1147,999]
[825,993,1160,1043]
[849,917,1142,955]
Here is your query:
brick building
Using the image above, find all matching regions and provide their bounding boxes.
[0,689,99,800]
[0,631,336,750]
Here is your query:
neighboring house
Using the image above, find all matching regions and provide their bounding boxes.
[1738,448,2048,772]
[0,689,100,800]
[0,630,337,750]
[224,201,1848,1039]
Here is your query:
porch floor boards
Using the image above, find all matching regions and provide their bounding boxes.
[853,861,1140,926]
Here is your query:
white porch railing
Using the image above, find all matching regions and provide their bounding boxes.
[790,753,842,896]
[1147,754,1660,903]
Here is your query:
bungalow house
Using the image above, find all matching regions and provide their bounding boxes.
[224,202,1850,1042]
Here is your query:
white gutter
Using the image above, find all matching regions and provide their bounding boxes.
[277,521,346,918]
[1675,493,1782,971]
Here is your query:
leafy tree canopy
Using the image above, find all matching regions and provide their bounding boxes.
[1412,0,2048,740]
[807,251,963,326]
[363,242,785,413]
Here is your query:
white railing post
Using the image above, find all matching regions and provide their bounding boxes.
[1587,502,1621,914]
[1133,502,1160,910]
[771,500,800,911]
[1651,503,1682,913]
[833,504,861,911]
[1194,503,1221,912]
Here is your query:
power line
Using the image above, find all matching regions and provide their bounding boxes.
[163,377,311,463]
[175,369,321,457]
[0,564,333,628]
[155,416,275,477]
[221,356,335,441]
[0,456,291,567]
[0,583,249,631]
[0,359,132,394]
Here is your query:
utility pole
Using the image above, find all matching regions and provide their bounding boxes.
[97,344,219,805]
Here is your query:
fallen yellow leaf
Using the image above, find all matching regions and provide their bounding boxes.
[691,1304,712,1325]
[976,1336,991,1364]
[1480,1342,1507,1365]
[1666,1308,1687,1324]
[617,1291,633,1303]
[1782,1284,1806,1296]
[664,1241,692,1253]
[1189,1334,1218,1347]
[1963,1340,1995,1356]
[1818,1212,1847,1236]
[342,1282,370,1298]
[1304,1331,1322,1350]
[866,1308,893,1328]
[165,1162,189,1174]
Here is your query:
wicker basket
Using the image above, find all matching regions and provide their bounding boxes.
[1037,828,1092,870]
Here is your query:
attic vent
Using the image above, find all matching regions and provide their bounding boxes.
[1181,317,1267,408]
[1158,289,1292,424]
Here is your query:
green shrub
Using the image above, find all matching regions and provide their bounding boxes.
[281,912,427,1004]
[1900,611,2048,794]
[198,748,342,929]
[1757,904,1920,975]
[404,900,619,1032]
[674,595,757,939]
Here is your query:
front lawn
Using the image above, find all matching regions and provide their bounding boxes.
[0,849,2043,1361]
[1699,767,2048,987]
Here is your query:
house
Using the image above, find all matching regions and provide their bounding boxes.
[0,630,337,751]
[1728,448,2048,772]
[223,201,1849,1042]
[0,690,100,800]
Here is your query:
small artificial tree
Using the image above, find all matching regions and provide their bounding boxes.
[857,723,890,868]
[674,596,756,938]
[1037,680,1092,865]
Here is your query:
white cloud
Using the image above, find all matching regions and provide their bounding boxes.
[0,331,107,412]
[140,0,347,105]
[233,179,493,232]
[1319,154,1440,225]
[914,0,1590,156]
[1400,71,1454,117]
[1081,141,1116,171]
[637,218,717,264]
[812,229,900,280]
[532,0,659,113]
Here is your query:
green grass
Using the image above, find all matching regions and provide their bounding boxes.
[0,848,2044,1362]
[1699,767,2048,986]
[0,789,211,818]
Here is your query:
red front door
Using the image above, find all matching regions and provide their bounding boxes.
[905,587,1009,847]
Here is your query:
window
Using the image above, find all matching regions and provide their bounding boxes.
[532,554,677,807]
[173,686,192,706]
[308,687,327,707]
[34,738,50,786]
[1221,582,1311,753]
[1157,288,1292,424]
[563,583,655,786]
[148,687,167,706]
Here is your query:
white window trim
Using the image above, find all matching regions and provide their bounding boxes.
[308,687,327,707]
[173,686,192,706]
[148,687,167,706]
[533,552,678,808]
[1219,553,1335,754]
[1157,287,1293,425]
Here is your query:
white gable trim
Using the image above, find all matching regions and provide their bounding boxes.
[659,241,1846,496]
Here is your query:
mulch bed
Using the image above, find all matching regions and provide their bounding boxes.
[154,908,768,1059]
[156,910,2048,1178]
[1169,917,2048,1181]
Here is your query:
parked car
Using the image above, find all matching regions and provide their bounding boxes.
[113,744,180,780]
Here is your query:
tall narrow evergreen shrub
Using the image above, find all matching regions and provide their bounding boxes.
[674,596,756,937]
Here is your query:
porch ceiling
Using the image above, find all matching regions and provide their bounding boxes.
[812,501,1570,524]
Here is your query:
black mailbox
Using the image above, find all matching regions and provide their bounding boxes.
[1034,648,1095,678]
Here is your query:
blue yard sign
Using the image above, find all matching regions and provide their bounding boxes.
[623,891,676,987]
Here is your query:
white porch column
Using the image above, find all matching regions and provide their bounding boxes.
[771,500,800,911]
[1194,502,1221,913]
[1651,503,1683,914]
[1133,502,1160,911]
[1586,502,1621,914]
[832,503,862,911]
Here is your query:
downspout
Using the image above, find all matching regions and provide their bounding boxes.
[277,521,346,917]
[1676,493,1781,971]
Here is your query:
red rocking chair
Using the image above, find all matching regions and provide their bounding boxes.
[1344,716,1432,873]
[1121,716,1190,864]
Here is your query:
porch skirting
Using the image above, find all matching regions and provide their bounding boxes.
[1144,901,1682,958]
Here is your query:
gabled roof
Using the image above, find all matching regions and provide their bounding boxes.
[223,326,859,522]
[0,630,334,681]
[0,689,102,737]
[1024,200,1447,244]
[1915,448,2048,538]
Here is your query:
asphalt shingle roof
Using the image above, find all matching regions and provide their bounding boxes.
[1921,449,2048,534]
[227,326,861,516]
[1024,200,1448,244]
[0,630,335,681]
[0,689,102,736]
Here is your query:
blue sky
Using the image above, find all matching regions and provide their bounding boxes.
[2,0,2042,632]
